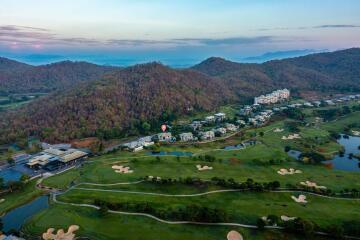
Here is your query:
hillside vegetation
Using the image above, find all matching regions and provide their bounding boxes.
[1,48,360,143]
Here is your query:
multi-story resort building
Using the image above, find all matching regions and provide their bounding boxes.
[254,89,290,105]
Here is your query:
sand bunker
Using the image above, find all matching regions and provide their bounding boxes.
[196,165,213,171]
[300,181,326,189]
[227,230,243,240]
[0,199,5,204]
[43,225,79,240]
[282,134,301,140]
[352,130,360,136]
[277,168,302,175]
[274,128,284,133]
[291,194,307,203]
[281,215,297,221]
[112,165,133,174]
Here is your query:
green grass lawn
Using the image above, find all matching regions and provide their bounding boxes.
[0,180,44,215]
[57,189,360,228]
[23,204,326,240]
[23,108,360,239]
[43,146,359,193]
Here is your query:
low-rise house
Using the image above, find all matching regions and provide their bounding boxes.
[214,128,227,136]
[205,115,215,123]
[313,101,321,107]
[236,120,246,126]
[157,132,173,142]
[325,100,335,105]
[214,112,226,121]
[189,121,202,131]
[225,123,238,131]
[199,131,215,140]
[179,132,194,142]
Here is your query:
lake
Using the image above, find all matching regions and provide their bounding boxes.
[323,135,360,172]
[0,168,22,183]
[288,135,360,172]
[148,151,193,157]
[1,195,49,232]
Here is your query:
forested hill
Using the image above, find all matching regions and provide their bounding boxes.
[1,48,360,144]
[193,48,360,93]
[0,59,119,93]
[0,63,234,143]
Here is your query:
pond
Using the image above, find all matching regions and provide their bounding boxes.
[288,135,360,172]
[223,144,246,150]
[323,135,360,172]
[0,168,23,183]
[1,195,49,232]
[148,151,193,157]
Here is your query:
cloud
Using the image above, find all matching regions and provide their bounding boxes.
[173,36,274,46]
[314,24,360,28]
[257,24,360,31]
[0,24,291,51]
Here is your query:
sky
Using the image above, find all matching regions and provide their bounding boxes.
[1,0,360,66]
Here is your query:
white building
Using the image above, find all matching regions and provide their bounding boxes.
[199,131,215,140]
[214,112,226,121]
[179,132,194,142]
[214,128,227,136]
[205,115,215,123]
[254,89,290,105]
[225,123,238,132]
[157,132,173,142]
[189,121,202,131]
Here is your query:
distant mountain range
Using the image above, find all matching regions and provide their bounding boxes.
[0,59,118,94]
[241,49,324,63]
[0,48,360,143]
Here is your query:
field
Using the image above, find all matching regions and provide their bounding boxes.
[17,106,360,239]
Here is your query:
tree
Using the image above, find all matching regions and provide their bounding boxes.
[267,215,279,225]
[326,224,344,239]
[141,122,151,133]
[284,146,291,152]
[98,205,109,217]
[256,218,266,230]
[20,174,30,182]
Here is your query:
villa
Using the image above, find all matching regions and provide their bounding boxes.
[214,128,227,136]
[214,112,226,121]
[179,132,194,142]
[157,132,173,142]
[205,115,215,123]
[199,131,215,140]
[225,123,238,131]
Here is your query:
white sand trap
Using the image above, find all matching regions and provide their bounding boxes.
[43,225,79,240]
[282,134,301,140]
[291,194,307,203]
[227,230,243,240]
[112,165,133,174]
[352,130,360,136]
[281,215,297,221]
[196,165,213,171]
[300,181,326,189]
[277,168,302,175]
[0,199,5,204]
[274,128,284,133]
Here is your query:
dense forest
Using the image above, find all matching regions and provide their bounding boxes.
[0,63,233,143]
[1,48,360,143]
[0,59,118,94]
